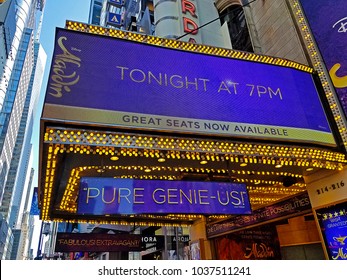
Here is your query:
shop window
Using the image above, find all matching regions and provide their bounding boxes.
[280,243,325,260]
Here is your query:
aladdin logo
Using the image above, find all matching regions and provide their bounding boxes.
[244,242,275,259]
[49,36,81,98]
[330,235,347,259]
[332,248,347,260]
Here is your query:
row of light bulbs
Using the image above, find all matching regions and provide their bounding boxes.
[290,0,347,150]
[66,21,313,73]
[45,128,347,167]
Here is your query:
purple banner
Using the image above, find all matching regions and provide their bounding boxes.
[55,233,141,252]
[316,201,347,260]
[300,0,347,117]
[77,178,251,215]
[207,192,311,238]
[42,28,335,146]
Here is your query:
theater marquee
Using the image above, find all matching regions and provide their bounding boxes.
[77,178,251,215]
[42,28,335,147]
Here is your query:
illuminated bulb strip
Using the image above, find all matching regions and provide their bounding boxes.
[44,127,347,167]
[65,21,314,73]
[41,144,60,220]
[44,125,347,217]
[289,0,347,150]
[52,218,193,227]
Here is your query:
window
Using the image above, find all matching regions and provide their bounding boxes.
[220,5,253,52]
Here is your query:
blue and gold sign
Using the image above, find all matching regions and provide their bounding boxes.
[77,178,251,215]
[107,12,122,27]
[43,28,335,146]
[316,202,347,260]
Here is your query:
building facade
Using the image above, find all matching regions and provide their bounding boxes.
[39,0,347,260]
[0,0,46,259]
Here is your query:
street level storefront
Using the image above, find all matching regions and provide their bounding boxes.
[207,191,326,259]
[38,21,347,259]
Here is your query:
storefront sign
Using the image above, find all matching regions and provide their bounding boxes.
[300,0,347,118]
[141,235,189,250]
[42,28,335,146]
[214,225,281,260]
[77,178,251,215]
[141,235,165,250]
[207,192,311,238]
[316,202,347,260]
[55,233,142,252]
[306,170,347,208]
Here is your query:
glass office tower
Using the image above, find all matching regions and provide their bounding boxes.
[0,0,46,259]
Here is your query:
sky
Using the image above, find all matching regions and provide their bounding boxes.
[30,0,91,255]
[32,0,91,159]
[32,0,90,133]
[31,0,90,151]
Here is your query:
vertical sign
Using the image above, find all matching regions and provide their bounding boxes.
[316,201,347,260]
[300,0,347,117]
[30,187,40,215]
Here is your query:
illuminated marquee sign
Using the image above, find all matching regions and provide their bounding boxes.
[77,178,251,215]
[42,28,335,146]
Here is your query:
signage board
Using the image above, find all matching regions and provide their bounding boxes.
[315,201,347,260]
[55,233,142,252]
[42,28,335,146]
[300,0,347,119]
[214,225,281,260]
[77,178,251,215]
[306,170,347,208]
[207,192,311,238]
[107,12,122,27]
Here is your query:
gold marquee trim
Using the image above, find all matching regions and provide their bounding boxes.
[40,126,347,225]
[65,20,314,73]
[290,0,347,151]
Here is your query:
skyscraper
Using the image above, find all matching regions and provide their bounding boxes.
[0,0,46,259]
[88,0,103,25]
